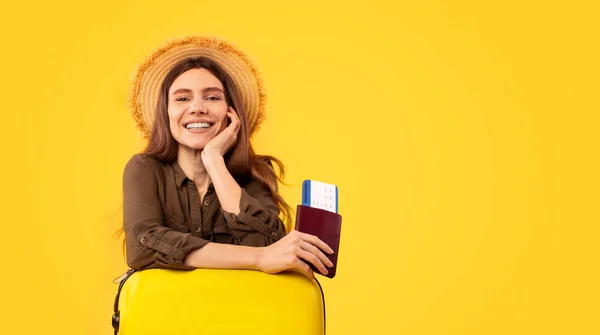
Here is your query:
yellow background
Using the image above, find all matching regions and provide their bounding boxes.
[1,0,598,334]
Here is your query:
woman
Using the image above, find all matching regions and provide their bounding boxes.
[123,36,332,279]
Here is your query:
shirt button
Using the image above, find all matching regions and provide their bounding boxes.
[204,200,209,206]
[270,231,278,238]
[140,237,147,244]
[194,226,201,233]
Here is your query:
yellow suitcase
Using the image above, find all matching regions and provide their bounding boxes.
[113,269,325,335]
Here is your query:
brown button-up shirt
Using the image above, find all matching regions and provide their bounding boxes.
[123,153,286,270]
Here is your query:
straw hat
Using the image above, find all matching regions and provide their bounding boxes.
[128,36,266,139]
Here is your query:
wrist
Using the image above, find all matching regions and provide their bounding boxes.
[201,149,223,164]
[253,247,265,272]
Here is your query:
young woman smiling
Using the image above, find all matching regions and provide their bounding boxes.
[123,36,333,279]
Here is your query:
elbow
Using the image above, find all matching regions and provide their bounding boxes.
[126,255,154,271]
[125,242,156,270]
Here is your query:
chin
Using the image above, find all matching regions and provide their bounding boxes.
[178,134,213,150]
[189,143,207,150]
[177,140,207,151]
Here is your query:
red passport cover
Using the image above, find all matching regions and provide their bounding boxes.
[294,205,342,278]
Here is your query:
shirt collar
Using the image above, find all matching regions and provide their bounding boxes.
[172,161,188,188]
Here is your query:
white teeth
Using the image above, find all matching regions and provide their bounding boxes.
[186,122,211,129]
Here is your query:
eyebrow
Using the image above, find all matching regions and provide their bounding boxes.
[170,87,224,96]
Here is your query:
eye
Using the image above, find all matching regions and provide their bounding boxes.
[206,95,222,101]
[175,96,190,102]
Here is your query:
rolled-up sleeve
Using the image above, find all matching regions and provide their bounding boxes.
[222,179,286,246]
[123,155,209,270]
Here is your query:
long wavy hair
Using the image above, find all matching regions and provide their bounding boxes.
[144,57,293,228]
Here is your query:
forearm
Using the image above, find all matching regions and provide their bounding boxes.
[183,242,262,270]
[202,151,242,214]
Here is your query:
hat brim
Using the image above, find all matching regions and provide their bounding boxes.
[128,36,266,139]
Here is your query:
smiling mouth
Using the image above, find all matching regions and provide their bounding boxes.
[185,122,213,130]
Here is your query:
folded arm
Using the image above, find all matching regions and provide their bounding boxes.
[123,155,209,270]
[202,152,286,245]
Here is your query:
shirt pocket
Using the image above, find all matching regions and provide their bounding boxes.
[163,213,190,233]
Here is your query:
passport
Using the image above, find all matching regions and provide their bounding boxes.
[294,205,342,278]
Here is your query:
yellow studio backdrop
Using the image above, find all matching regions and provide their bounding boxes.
[0,0,598,334]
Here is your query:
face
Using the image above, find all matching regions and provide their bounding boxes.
[167,68,229,151]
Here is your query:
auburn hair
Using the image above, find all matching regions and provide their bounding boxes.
[144,57,292,229]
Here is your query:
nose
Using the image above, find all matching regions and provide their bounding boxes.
[189,101,208,115]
